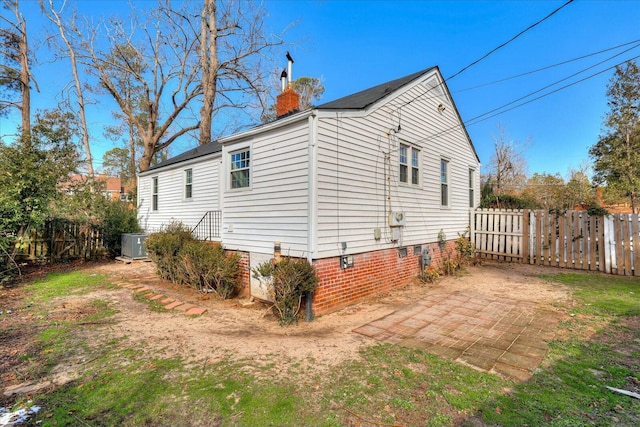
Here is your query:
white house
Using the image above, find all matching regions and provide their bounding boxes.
[138,65,480,314]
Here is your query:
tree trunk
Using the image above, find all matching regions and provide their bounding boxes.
[199,0,218,146]
[17,4,30,138]
[43,1,94,176]
[128,120,137,191]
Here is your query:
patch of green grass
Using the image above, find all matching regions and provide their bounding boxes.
[478,273,640,426]
[541,272,640,316]
[27,270,110,302]
[323,344,508,426]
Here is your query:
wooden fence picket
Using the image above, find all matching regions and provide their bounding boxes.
[471,209,638,277]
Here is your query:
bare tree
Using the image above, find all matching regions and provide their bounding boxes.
[41,0,94,175]
[197,0,283,145]
[0,0,38,137]
[487,123,529,195]
[72,2,202,172]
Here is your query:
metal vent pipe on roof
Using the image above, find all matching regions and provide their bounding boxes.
[286,51,294,86]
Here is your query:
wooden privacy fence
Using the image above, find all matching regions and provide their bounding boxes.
[471,209,640,276]
[13,219,103,262]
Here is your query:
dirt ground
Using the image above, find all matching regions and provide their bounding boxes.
[1,260,574,395]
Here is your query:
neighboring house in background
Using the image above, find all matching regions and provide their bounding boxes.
[65,174,132,202]
[138,65,481,314]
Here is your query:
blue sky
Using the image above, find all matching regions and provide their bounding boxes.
[2,0,639,178]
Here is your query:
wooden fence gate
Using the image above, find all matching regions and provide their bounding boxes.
[471,209,640,276]
[15,219,103,262]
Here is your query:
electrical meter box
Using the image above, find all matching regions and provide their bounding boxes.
[121,233,148,259]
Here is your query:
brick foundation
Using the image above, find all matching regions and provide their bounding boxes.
[231,241,458,314]
[312,242,456,314]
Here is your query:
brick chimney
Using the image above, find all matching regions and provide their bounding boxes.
[276,52,299,117]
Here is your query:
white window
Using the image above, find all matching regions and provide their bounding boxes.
[440,159,449,207]
[469,169,475,208]
[185,169,193,199]
[152,177,158,211]
[230,148,250,189]
[399,144,420,185]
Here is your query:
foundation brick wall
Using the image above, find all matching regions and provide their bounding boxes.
[231,240,458,314]
[227,250,251,296]
[312,240,457,315]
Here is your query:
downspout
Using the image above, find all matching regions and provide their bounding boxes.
[306,112,318,322]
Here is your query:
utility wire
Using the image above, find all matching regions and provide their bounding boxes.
[415,55,640,145]
[454,39,640,93]
[394,0,575,111]
[464,54,640,128]
[446,0,575,81]
[464,43,640,124]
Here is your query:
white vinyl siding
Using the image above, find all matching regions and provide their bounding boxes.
[222,121,310,256]
[137,155,221,234]
[314,69,480,258]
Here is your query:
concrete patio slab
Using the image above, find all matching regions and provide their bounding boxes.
[354,290,562,381]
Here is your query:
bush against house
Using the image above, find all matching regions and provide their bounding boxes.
[253,257,319,325]
[144,223,242,299]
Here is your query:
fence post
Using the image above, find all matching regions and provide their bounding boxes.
[522,209,529,264]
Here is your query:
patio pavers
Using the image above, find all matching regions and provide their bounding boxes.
[353,290,562,381]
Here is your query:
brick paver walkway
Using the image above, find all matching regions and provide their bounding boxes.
[353,290,561,381]
[113,280,208,317]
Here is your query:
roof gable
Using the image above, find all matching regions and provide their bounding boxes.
[316,67,436,110]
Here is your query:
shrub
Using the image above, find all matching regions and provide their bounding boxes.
[455,227,478,266]
[418,265,440,284]
[179,241,242,299]
[101,202,141,257]
[253,257,318,325]
[144,222,194,282]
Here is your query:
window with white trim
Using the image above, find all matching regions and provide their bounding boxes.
[185,168,193,199]
[469,169,475,208]
[152,177,158,211]
[399,144,420,185]
[440,159,449,207]
[230,148,250,189]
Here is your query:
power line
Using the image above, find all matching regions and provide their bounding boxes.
[464,54,640,128]
[464,43,640,125]
[454,39,640,94]
[394,0,575,112]
[446,0,575,81]
[416,55,640,145]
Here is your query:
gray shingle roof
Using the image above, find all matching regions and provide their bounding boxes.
[316,67,436,110]
[146,141,222,172]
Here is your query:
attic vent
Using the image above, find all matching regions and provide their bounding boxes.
[423,77,445,102]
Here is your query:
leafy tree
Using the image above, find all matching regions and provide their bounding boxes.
[564,166,595,209]
[102,147,132,183]
[521,173,565,210]
[589,60,640,213]
[0,108,79,238]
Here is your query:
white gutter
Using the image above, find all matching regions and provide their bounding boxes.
[307,113,318,263]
